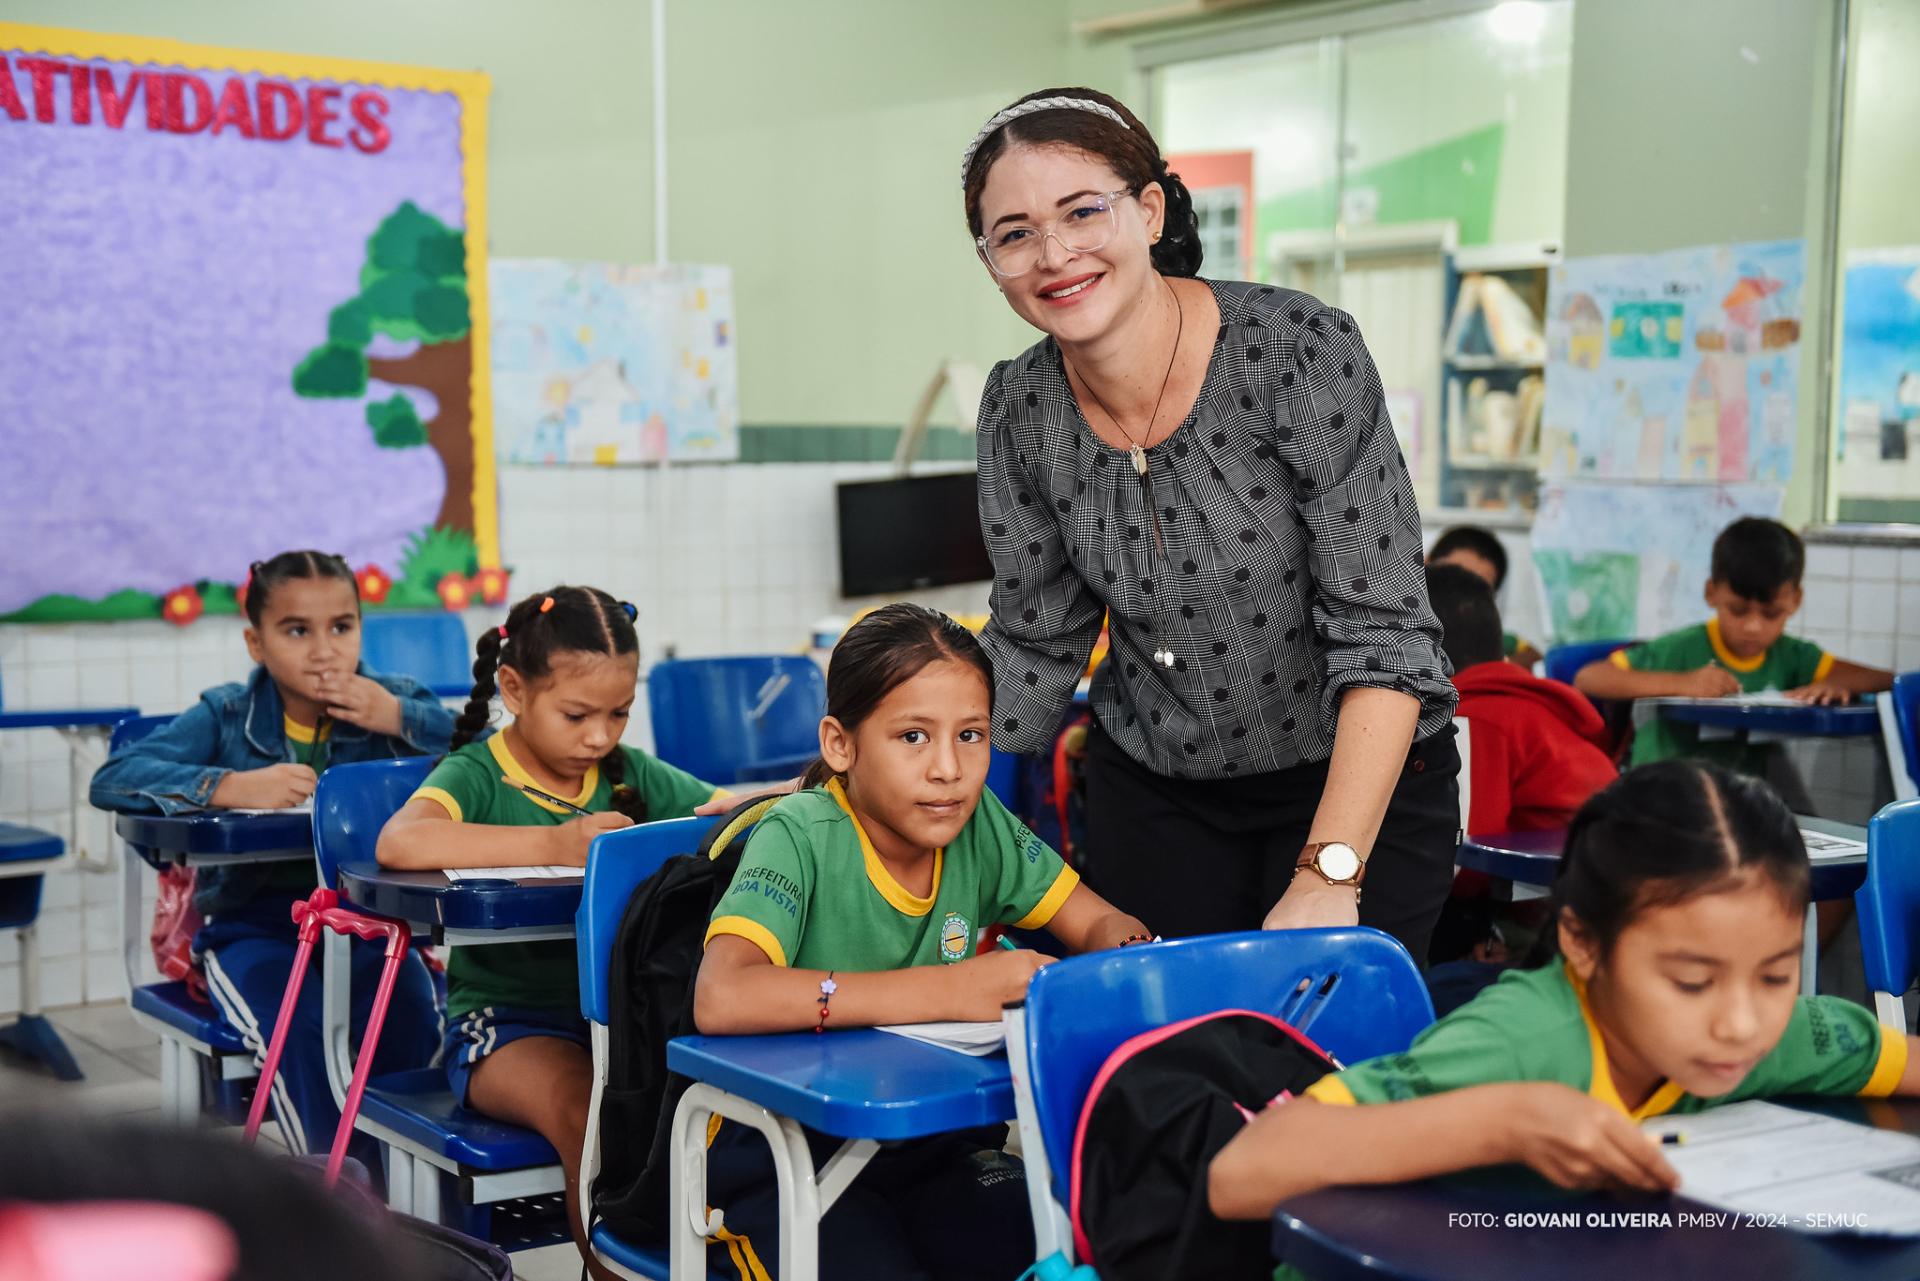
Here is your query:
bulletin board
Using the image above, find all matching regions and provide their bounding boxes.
[0,24,502,622]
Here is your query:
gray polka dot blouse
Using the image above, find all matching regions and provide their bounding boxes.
[976,278,1457,780]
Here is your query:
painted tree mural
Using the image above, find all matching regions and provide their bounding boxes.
[292,201,475,534]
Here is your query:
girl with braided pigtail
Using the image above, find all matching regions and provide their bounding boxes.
[378,585,725,1279]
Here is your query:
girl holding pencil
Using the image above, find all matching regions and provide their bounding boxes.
[376,585,724,1279]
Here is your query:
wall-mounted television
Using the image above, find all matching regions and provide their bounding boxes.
[836,471,993,597]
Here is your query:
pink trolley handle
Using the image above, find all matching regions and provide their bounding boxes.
[243,887,413,1188]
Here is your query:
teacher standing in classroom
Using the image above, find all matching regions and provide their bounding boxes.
[965,88,1461,962]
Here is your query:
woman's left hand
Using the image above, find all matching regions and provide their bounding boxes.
[1261,873,1360,932]
[324,674,405,737]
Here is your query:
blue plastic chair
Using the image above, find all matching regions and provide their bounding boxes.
[573,815,732,1280]
[311,758,567,1247]
[0,821,72,1079]
[647,657,825,785]
[101,714,262,1115]
[1542,638,1634,688]
[1881,672,1920,800]
[362,612,474,699]
[1855,798,1920,1031]
[1007,928,1436,1264]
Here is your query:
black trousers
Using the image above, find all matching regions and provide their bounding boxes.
[1084,721,1461,966]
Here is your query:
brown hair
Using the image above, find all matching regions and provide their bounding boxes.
[800,603,996,790]
[961,87,1202,278]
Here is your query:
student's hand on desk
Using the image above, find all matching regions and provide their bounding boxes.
[952,948,1052,1019]
[1678,664,1741,699]
[1785,681,1854,706]
[1506,1083,1678,1193]
[1262,874,1359,932]
[693,777,801,817]
[210,764,318,809]
[547,811,634,866]
[321,674,406,737]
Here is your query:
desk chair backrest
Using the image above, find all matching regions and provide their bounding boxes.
[110,713,174,754]
[647,656,825,784]
[576,815,711,1025]
[1019,928,1433,1198]
[1856,799,1920,1029]
[310,757,436,890]
[1542,639,1633,688]
[1882,672,1920,802]
[361,612,474,698]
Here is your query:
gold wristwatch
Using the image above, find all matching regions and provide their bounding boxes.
[1295,841,1366,900]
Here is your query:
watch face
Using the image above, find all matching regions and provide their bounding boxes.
[1318,843,1361,881]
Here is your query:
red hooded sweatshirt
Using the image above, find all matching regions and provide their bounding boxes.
[1455,660,1618,834]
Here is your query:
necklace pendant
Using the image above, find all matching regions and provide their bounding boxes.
[1130,443,1148,477]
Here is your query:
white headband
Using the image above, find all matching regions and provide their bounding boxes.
[959,96,1132,190]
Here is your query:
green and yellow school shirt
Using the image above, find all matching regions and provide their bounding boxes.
[706,778,1079,972]
[1613,619,1834,770]
[1306,960,1905,1118]
[413,734,721,1020]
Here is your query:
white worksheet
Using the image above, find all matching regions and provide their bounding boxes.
[874,1020,1006,1056]
[442,865,579,881]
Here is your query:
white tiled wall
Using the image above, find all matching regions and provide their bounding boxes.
[0,460,989,1016]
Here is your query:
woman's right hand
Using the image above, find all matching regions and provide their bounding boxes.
[948,948,1053,1020]
[545,811,635,866]
[1502,1082,1678,1192]
[210,764,317,809]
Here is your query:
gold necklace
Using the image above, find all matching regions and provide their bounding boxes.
[1067,280,1185,480]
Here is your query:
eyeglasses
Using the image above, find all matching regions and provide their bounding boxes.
[975,189,1135,278]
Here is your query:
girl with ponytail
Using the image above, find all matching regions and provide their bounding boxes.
[377,585,724,1278]
[964,89,1461,960]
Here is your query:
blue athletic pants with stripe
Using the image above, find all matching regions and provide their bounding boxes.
[198,905,439,1173]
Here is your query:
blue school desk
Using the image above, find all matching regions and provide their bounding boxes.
[113,810,313,1119]
[0,701,138,1079]
[1458,817,1867,995]
[665,1031,1017,1281]
[1269,1096,1920,1281]
[334,862,581,945]
[1648,697,1882,740]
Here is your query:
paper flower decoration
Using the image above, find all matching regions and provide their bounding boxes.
[162,585,204,627]
[473,566,511,606]
[357,565,392,604]
[436,573,474,611]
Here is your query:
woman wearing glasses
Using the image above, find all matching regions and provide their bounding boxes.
[966,88,1460,963]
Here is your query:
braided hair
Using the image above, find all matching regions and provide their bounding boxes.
[455,585,648,822]
[243,550,357,626]
[961,86,1203,279]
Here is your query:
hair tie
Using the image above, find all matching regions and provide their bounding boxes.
[539,596,555,613]
[960,95,1132,190]
[496,624,508,639]
[620,601,637,622]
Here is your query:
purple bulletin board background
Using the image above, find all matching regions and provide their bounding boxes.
[0,25,496,621]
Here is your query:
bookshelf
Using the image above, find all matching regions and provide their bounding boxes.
[1439,242,1558,513]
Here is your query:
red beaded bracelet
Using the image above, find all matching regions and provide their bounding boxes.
[1117,933,1154,948]
[815,972,837,1033]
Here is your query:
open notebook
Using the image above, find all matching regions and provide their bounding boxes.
[874,1021,1006,1056]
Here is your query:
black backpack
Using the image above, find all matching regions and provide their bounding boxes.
[590,795,776,1242]
[1072,1010,1338,1281]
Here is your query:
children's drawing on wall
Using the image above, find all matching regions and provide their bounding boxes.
[1529,481,1783,644]
[1835,248,1920,513]
[490,261,739,465]
[1540,240,1803,485]
[0,26,498,622]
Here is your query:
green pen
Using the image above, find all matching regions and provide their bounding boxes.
[996,934,1020,952]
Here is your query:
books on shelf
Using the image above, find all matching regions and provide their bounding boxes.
[1445,272,1546,364]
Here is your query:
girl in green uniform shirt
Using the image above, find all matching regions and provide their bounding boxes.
[1209,761,1920,1220]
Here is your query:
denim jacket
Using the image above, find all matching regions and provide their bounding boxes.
[92,664,454,918]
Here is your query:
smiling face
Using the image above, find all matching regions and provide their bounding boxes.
[243,575,362,720]
[498,649,639,789]
[1563,869,1804,1107]
[975,143,1165,344]
[821,657,993,865]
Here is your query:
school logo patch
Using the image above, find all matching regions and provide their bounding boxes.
[939,911,973,962]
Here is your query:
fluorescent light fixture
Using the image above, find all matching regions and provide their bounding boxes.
[1486,0,1548,44]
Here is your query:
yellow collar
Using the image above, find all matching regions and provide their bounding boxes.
[490,732,598,814]
[1706,618,1766,674]
[1565,961,1686,1120]
[826,778,942,916]
[284,714,331,744]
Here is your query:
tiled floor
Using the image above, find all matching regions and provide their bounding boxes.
[0,999,584,1281]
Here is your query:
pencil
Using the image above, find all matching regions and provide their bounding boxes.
[996,934,1020,952]
[1660,1132,1686,1146]
[500,774,594,817]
